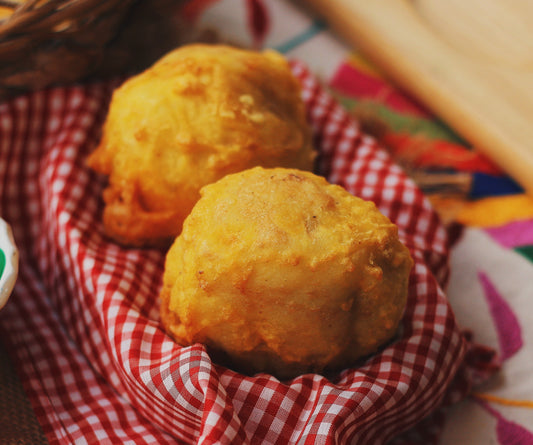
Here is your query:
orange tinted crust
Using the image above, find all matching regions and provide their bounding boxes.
[88,44,315,247]
[160,167,413,379]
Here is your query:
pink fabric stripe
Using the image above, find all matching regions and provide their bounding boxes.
[477,399,533,445]
[485,218,533,249]
[329,63,431,118]
[478,272,523,362]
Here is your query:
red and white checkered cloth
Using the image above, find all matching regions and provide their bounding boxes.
[0,62,480,444]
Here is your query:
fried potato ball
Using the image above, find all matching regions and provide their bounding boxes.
[87,44,314,247]
[160,167,413,379]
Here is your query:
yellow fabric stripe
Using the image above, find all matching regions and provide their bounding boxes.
[455,194,533,227]
[473,392,533,409]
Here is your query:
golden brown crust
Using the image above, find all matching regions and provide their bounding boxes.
[88,44,315,247]
[160,167,413,379]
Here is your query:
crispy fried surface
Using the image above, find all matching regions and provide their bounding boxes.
[160,167,413,379]
[88,44,315,246]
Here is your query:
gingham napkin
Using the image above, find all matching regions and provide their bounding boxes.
[0,62,491,444]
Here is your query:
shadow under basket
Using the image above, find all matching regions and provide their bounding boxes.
[0,0,194,100]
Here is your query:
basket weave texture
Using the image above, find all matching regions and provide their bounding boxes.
[0,0,190,100]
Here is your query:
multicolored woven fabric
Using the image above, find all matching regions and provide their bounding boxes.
[0,57,476,443]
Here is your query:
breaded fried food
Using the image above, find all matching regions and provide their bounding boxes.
[160,167,413,379]
[87,44,315,246]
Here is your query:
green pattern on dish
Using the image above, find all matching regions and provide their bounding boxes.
[0,248,5,279]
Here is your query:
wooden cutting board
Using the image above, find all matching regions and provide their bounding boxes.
[305,0,533,194]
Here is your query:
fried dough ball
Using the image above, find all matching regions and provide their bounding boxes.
[87,44,314,246]
[160,167,413,379]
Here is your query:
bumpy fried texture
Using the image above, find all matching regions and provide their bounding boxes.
[160,167,413,379]
[87,44,314,246]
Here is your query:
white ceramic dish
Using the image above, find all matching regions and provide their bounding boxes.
[0,217,18,310]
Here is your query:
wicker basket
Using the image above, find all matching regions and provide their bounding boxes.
[0,0,193,100]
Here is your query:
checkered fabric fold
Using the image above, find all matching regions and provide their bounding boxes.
[0,62,467,444]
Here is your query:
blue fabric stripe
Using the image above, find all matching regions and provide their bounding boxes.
[470,173,524,199]
[274,20,327,54]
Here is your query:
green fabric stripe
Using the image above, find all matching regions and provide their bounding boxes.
[274,20,326,54]
[514,245,533,262]
[336,96,466,144]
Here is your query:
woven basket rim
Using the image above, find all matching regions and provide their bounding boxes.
[0,0,133,38]
[0,0,190,100]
